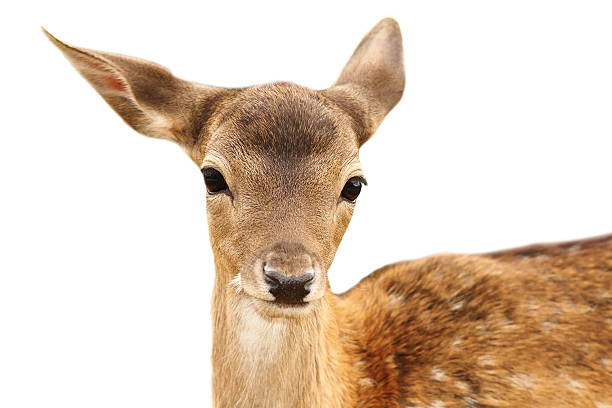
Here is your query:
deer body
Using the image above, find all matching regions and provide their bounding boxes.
[209,236,612,408]
[46,18,611,408]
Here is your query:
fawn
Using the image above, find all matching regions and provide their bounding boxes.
[45,18,611,408]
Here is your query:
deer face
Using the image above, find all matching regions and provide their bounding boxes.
[199,83,363,311]
[45,18,404,316]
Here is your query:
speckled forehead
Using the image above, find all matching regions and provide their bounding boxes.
[205,82,358,163]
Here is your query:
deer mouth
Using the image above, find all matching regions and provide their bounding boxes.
[266,299,310,308]
[251,297,317,318]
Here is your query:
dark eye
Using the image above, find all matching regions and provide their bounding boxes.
[202,167,229,194]
[341,176,365,202]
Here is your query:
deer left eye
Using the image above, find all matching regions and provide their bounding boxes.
[202,167,229,194]
[341,176,365,202]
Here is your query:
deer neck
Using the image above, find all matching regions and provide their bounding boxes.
[210,263,356,408]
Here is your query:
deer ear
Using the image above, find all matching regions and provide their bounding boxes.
[43,28,225,147]
[323,18,405,145]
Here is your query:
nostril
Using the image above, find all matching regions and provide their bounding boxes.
[263,268,281,289]
[301,272,315,283]
[302,272,315,290]
[295,271,315,290]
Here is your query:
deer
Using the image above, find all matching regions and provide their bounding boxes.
[44,18,611,408]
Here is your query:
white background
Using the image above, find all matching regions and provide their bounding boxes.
[1,1,611,407]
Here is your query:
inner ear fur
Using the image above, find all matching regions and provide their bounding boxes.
[323,18,405,145]
[43,28,231,148]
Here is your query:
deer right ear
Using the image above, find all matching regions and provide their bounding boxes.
[43,28,228,148]
[323,18,405,145]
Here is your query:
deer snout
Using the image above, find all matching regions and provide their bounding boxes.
[247,241,325,305]
[235,241,326,307]
[263,267,315,304]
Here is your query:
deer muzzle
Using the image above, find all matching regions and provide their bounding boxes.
[239,241,326,307]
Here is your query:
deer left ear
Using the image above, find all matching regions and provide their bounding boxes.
[323,18,405,145]
[43,28,226,148]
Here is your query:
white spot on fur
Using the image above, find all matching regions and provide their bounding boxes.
[388,293,404,307]
[561,301,592,314]
[450,300,465,311]
[431,367,447,381]
[385,354,396,367]
[429,401,446,408]
[475,324,492,337]
[595,403,612,408]
[567,244,582,253]
[229,273,243,294]
[497,318,518,331]
[561,374,584,391]
[525,299,541,316]
[452,337,462,347]
[455,380,470,392]
[540,321,557,334]
[508,373,535,389]
[463,396,479,407]
[533,254,551,261]
[354,360,365,369]
[359,377,375,387]
[477,355,496,368]
[601,358,611,369]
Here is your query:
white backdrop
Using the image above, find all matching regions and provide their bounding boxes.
[1,1,611,407]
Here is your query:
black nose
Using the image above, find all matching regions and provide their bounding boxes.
[263,269,314,304]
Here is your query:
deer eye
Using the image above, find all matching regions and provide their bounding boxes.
[341,176,365,202]
[202,167,229,194]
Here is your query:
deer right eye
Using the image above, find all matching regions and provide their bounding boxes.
[202,168,229,194]
[341,176,365,202]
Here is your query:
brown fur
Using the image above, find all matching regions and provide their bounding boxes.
[46,18,611,408]
[341,235,612,407]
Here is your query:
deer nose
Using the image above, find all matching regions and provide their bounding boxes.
[263,268,315,304]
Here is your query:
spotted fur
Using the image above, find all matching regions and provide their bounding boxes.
[339,235,612,407]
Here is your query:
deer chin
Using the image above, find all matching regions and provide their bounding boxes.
[241,295,319,319]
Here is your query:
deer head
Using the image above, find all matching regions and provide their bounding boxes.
[45,19,404,318]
